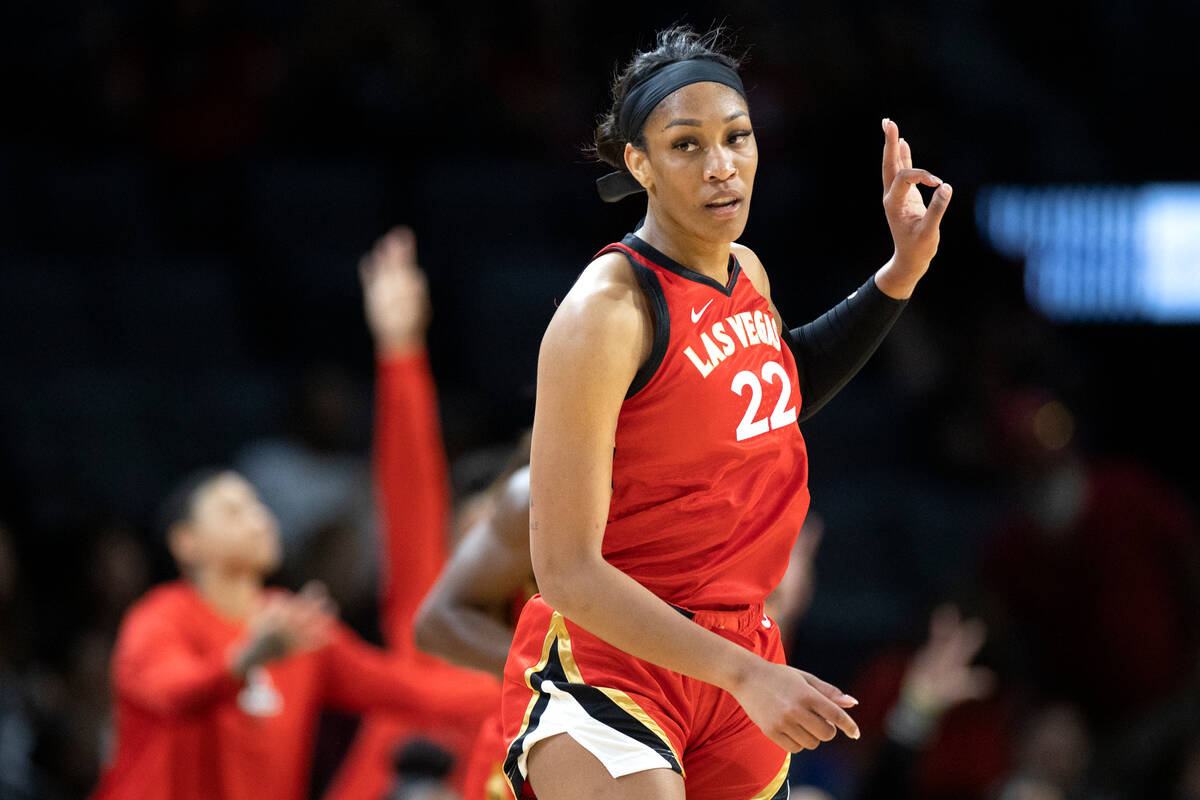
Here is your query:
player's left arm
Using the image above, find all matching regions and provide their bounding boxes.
[736,119,952,422]
[318,622,499,716]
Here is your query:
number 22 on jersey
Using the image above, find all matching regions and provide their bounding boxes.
[731,360,797,441]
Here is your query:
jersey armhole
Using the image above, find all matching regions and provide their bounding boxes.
[596,245,671,399]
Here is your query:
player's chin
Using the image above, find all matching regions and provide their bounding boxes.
[251,542,282,574]
[695,207,750,242]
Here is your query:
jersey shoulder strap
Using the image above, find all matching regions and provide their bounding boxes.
[593,241,670,399]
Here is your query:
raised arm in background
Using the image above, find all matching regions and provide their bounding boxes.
[360,227,446,648]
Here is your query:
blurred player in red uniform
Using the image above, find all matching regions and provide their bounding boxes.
[90,469,484,800]
[414,443,532,800]
[321,228,501,800]
[502,25,952,800]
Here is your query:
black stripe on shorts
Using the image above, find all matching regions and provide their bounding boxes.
[503,633,682,794]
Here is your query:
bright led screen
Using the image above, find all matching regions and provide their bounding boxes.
[976,184,1200,322]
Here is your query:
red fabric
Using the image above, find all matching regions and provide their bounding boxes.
[502,596,789,800]
[91,582,454,800]
[374,353,452,649]
[323,353,500,800]
[600,239,810,610]
[462,712,508,800]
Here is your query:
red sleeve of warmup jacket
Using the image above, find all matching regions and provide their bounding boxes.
[375,352,450,649]
[111,594,243,717]
[321,623,494,715]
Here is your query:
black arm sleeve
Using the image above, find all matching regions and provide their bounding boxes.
[782,275,908,424]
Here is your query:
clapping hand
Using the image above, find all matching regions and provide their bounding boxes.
[231,582,337,678]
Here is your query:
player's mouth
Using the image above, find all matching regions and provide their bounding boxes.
[704,194,743,217]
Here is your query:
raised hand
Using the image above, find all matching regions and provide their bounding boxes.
[360,226,431,356]
[900,604,993,716]
[731,659,860,752]
[876,118,953,299]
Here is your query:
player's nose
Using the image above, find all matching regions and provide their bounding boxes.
[704,146,736,182]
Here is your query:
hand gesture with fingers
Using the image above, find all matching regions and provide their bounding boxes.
[731,659,860,752]
[900,604,994,715]
[876,118,953,298]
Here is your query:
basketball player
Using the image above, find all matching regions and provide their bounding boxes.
[501,26,952,800]
[91,470,488,800]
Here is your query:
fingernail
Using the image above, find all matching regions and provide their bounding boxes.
[940,183,953,194]
[881,117,890,130]
[842,694,859,706]
[852,729,861,740]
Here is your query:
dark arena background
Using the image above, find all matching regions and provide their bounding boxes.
[1,2,1197,799]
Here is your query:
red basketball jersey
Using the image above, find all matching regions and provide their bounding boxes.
[599,233,810,611]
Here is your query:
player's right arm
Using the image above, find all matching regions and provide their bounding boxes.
[530,255,860,753]
[414,467,532,678]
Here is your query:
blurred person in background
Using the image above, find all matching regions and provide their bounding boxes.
[989,701,1119,800]
[89,469,485,800]
[234,358,379,631]
[25,519,154,798]
[847,604,1003,800]
[322,227,501,800]
[0,518,153,799]
[86,522,151,639]
[979,385,1200,732]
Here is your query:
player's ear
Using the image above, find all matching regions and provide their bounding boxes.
[624,143,653,193]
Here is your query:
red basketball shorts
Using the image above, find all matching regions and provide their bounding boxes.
[500,595,791,800]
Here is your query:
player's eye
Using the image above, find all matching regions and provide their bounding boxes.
[728,130,753,145]
[673,138,699,153]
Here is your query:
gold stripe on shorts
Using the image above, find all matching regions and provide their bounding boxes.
[749,753,791,800]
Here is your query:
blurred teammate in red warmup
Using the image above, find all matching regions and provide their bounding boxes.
[90,469,483,800]
[322,227,501,800]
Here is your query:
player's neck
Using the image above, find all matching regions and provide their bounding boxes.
[637,214,731,285]
[191,566,263,621]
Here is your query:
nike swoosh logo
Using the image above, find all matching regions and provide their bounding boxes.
[691,299,714,323]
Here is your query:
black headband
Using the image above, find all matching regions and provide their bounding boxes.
[596,58,746,203]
